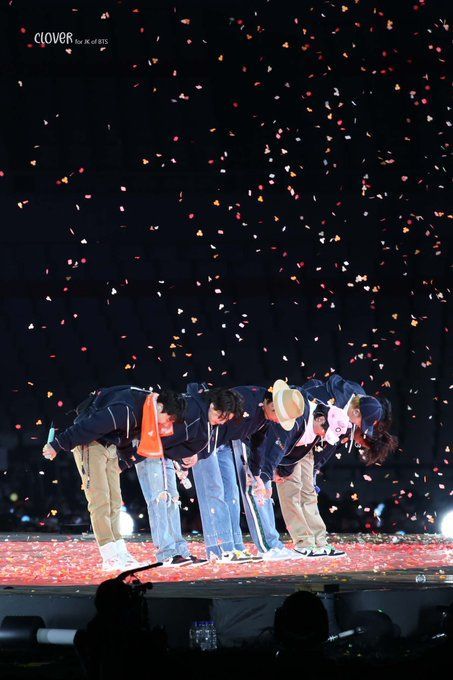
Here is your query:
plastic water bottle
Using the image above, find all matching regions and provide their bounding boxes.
[207,621,218,650]
[189,621,199,649]
[189,621,217,650]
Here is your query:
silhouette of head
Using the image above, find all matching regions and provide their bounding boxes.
[274,591,329,650]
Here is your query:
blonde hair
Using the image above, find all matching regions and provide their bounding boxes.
[350,395,361,410]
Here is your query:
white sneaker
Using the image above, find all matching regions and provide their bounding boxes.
[261,547,286,561]
[262,546,305,561]
[277,546,306,560]
[115,539,144,570]
[99,541,124,572]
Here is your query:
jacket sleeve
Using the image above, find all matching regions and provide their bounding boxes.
[325,374,366,406]
[160,417,203,450]
[247,423,270,476]
[257,423,286,480]
[260,440,284,482]
[277,440,319,478]
[52,404,127,453]
[163,439,210,462]
[163,443,192,461]
[277,462,297,478]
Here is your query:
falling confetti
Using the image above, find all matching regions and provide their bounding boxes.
[0,1,450,538]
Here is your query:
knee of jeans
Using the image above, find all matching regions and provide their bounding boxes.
[153,490,171,504]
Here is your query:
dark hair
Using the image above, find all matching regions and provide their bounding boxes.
[375,396,393,431]
[206,388,245,420]
[313,403,329,433]
[360,430,399,465]
[157,389,186,423]
[360,395,398,464]
[264,390,273,403]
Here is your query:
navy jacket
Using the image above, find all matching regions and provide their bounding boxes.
[53,383,217,468]
[161,383,216,461]
[52,385,150,466]
[269,375,367,478]
[218,386,270,476]
[302,375,366,410]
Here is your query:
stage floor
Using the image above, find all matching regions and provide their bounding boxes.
[0,533,451,589]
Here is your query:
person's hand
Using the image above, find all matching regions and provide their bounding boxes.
[251,477,267,506]
[274,472,284,484]
[251,476,266,498]
[253,476,266,493]
[42,443,57,460]
[182,454,198,469]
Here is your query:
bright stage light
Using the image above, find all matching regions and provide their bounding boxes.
[440,510,453,538]
[120,507,134,537]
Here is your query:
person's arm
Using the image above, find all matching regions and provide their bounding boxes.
[258,424,286,482]
[275,464,295,480]
[247,425,269,477]
[260,441,283,482]
[163,439,208,463]
[43,404,127,457]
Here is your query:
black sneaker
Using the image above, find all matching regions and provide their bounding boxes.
[213,549,254,564]
[188,554,208,566]
[294,546,316,557]
[162,554,192,567]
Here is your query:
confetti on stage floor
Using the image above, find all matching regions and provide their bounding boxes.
[0,534,451,587]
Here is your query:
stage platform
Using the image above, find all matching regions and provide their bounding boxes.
[0,534,452,648]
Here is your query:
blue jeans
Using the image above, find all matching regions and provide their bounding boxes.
[254,480,283,550]
[135,458,189,561]
[193,444,245,558]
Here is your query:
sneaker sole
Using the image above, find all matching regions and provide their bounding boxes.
[219,558,254,564]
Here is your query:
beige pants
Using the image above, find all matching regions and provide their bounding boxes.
[277,452,327,549]
[73,441,123,547]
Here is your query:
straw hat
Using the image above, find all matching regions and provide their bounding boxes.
[272,379,305,431]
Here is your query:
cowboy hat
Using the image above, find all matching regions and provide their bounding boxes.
[272,379,305,431]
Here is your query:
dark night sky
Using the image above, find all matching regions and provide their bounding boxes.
[0,0,450,533]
